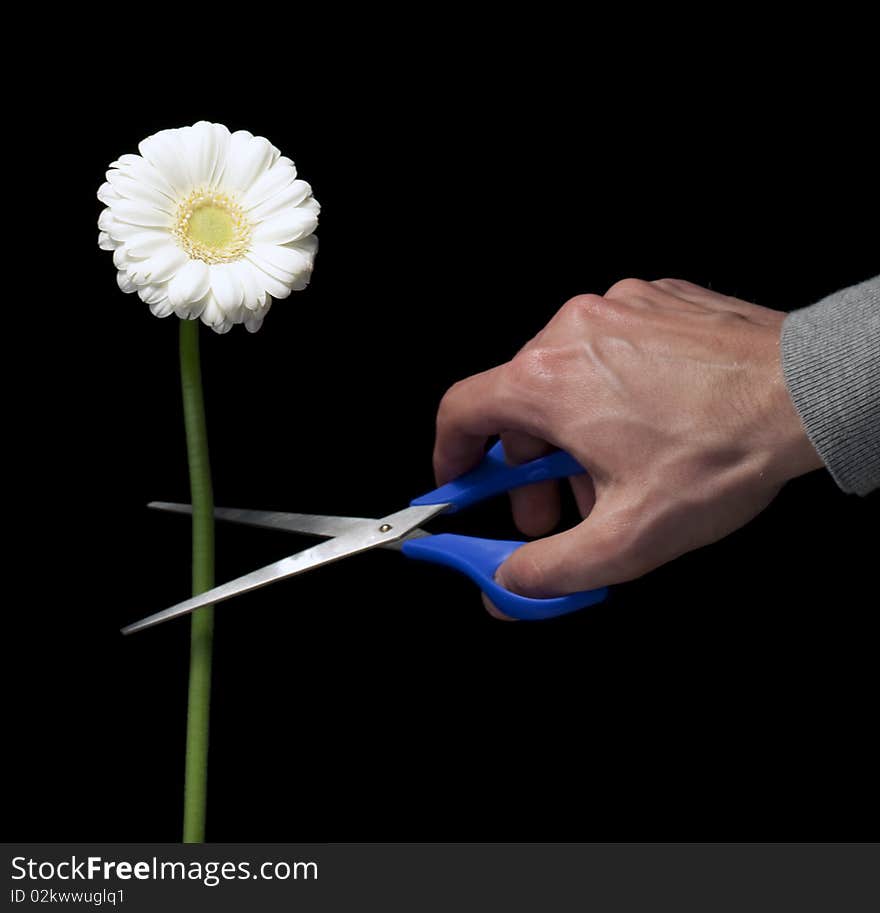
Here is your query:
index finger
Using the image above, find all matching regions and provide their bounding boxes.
[433,363,522,485]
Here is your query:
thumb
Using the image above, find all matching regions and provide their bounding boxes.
[482,500,633,619]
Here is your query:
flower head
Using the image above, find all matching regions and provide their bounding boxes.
[98,122,319,333]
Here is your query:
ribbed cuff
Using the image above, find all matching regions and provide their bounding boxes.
[781,275,880,496]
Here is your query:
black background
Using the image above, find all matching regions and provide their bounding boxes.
[7,28,877,843]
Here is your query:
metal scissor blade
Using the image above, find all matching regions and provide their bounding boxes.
[122,503,447,635]
[148,501,377,539]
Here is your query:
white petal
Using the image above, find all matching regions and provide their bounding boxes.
[138,129,192,196]
[244,250,294,283]
[173,292,208,321]
[285,238,318,290]
[177,122,219,188]
[138,284,168,305]
[200,292,227,327]
[97,182,120,206]
[245,299,271,333]
[299,196,321,217]
[168,259,211,309]
[253,208,318,244]
[149,298,174,318]
[98,209,115,232]
[111,155,177,200]
[106,171,175,213]
[125,261,153,287]
[290,234,319,259]
[109,199,173,229]
[124,231,174,259]
[222,130,274,192]
[112,246,129,270]
[116,270,137,294]
[104,218,153,242]
[98,231,118,251]
[251,242,312,277]
[229,260,265,311]
[209,262,244,317]
[207,123,232,186]
[244,258,293,299]
[110,154,142,169]
[290,271,313,291]
[240,163,297,211]
[102,213,161,244]
[137,245,189,284]
[249,180,314,222]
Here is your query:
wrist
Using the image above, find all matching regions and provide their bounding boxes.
[764,332,825,484]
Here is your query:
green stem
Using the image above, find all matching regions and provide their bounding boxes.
[179,318,215,843]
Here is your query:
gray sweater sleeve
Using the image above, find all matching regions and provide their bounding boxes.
[781,275,880,496]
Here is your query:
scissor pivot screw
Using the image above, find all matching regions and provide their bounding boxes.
[379,524,392,533]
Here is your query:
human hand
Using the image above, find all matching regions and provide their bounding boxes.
[433,278,824,618]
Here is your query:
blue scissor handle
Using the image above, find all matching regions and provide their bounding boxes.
[401,534,608,620]
[411,440,584,513]
[407,441,607,620]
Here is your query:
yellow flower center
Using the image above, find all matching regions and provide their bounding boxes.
[173,189,252,264]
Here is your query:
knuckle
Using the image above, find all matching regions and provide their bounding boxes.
[509,347,559,386]
[560,293,606,320]
[513,331,541,358]
[436,379,467,426]
[708,308,746,326]
[651,277,685,292]
[605,277,651,299]
[446,377,470,399]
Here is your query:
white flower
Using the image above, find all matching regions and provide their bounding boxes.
[98,122,319,333]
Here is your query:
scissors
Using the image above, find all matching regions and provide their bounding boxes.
[121,441,608,634]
